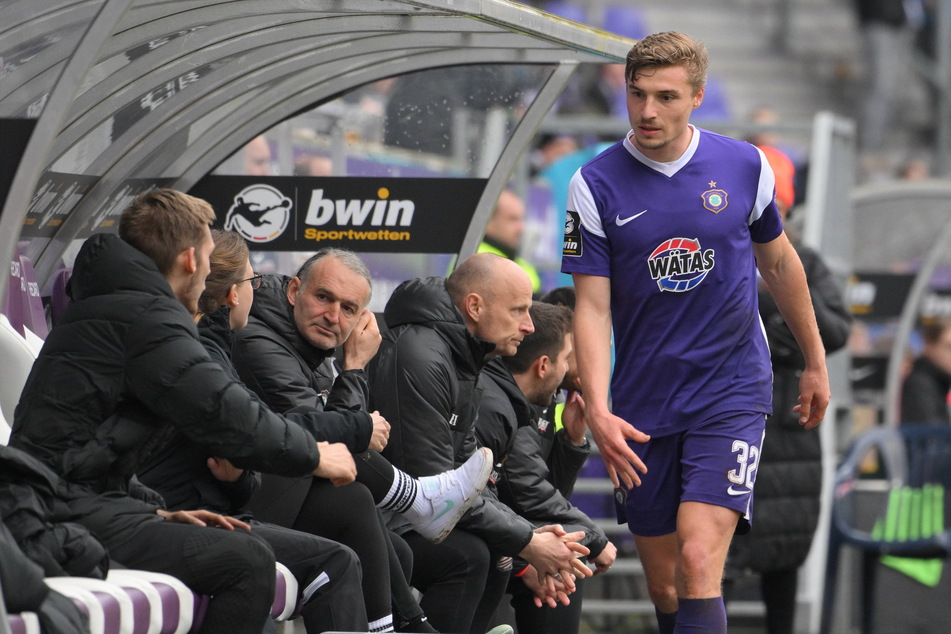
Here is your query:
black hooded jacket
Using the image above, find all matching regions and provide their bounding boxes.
[476,358,609,558]
[11,233,321,496]
[369,277,534,554]
[232,274,372,451]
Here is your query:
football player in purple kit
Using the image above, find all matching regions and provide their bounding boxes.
[562,32,830,634]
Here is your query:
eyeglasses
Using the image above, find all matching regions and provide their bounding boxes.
[242,273,264,290]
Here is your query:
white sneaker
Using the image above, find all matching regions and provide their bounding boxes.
[485,626,514,634]
[410,447,494,544]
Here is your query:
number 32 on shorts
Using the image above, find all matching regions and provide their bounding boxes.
[726,440,759,494]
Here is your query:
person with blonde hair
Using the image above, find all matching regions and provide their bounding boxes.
[563,32,830,633]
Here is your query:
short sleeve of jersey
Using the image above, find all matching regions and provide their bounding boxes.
[748,148,784,244]
[561,169,612,277]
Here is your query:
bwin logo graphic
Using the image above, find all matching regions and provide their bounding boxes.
[225,184,291,243]
[305,188,414,227]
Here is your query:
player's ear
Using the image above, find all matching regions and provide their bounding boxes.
[692,86,705,110]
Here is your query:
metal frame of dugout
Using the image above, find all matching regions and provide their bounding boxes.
[0,0,632,298]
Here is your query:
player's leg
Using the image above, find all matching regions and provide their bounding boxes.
[633,533,679,634]
[676,502,739,598]
[674,411,765,633]
[621,433,684,634]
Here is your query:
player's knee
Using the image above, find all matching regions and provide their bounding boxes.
[645,578,677,611]
[679,540,719,592]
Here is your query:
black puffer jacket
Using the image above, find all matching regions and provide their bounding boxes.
[729,243,851,573]
[232,274,372,451]
[477,359,608,558]
[0,445,109,579]
[901,356,951,425]
[369,277,534,555]
[11,233,321,493]
[1,516,90,633]
[137,309,261,515]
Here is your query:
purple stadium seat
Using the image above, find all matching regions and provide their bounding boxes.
[106,569,194,634]
[602,4,648,39]
[271,562,299,621]
[4,256,25,337]
[49,267,72,327]
[693,76,731,122]
[543,0,588,25]
[44,577,134,634]
[15,254,47,340]
[8,612,41,634]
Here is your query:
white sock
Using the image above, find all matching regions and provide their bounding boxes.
[369,613,394,632]
[378,467,418,513]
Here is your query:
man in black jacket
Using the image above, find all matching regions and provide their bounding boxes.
[10,189,361,634]
[369,253,592,633]
[230,246,495,632]
[478,301,616,633]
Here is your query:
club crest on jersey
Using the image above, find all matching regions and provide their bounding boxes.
[647,237,715,292]
[701,181,728,214]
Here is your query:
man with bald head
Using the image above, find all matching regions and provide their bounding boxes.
[369,253,591,633]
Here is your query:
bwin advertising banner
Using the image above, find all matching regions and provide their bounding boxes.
[189,175,485,254]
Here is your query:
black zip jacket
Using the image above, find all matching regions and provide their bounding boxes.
[369,277,534,555]
[232,274,372,450]
[477,358,609,558]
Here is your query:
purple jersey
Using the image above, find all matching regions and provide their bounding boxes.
[562,127,783,435]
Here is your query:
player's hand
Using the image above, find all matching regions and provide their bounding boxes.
[590,541,617,575]
[562,391,588,446]
[157,509,250,531]
[313,441,357,485]
[585,407,649,489]
[342,309,381,370]
[206,457,243,482]
[793,364,830,430]
[368,411,391,452]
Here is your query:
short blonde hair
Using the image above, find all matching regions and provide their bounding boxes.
[119,188,215,276]
[625,31,709,95]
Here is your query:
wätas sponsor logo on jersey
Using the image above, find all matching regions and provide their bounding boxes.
[647,237,715,292]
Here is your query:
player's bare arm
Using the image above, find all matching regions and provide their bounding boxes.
[753,234,830,429]
[572,273,650,488]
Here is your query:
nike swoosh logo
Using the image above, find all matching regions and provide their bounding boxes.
[849,366,879,382]
[727,486,750,496]
[432,500,454,521]
[616,210,648,226]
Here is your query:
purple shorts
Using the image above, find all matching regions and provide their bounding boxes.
[614,411,766,537]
